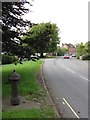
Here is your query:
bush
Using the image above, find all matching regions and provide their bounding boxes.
[82,54,90,60]
[2,54,18,65]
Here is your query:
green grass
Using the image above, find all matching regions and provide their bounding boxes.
[2,106,56,118]
[2,60,57,118]
[2,60,42,98]
[2,109,41,118]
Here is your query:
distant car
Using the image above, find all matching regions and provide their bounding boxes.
[72,54,76,57]
[30,55,39,60]
[64,54,70,59]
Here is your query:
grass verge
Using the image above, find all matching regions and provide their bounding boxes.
[2,106,56,118]
[2,60,57,118]
[2,60,42,98]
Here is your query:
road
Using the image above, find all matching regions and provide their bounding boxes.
[42,57,88,118]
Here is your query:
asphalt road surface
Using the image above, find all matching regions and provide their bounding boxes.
[42,57,88,118]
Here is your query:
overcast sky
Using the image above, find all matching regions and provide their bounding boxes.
[24,0,89,45]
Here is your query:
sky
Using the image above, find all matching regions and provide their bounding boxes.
[24,0,89,46]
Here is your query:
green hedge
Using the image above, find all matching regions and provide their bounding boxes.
[2,54,18,65]
[82,54,90,60]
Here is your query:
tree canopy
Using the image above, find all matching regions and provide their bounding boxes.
[55,48,68,56]
[76,43,86,55]
[85,41,90,54]
[76,42,88,59]
[2,1,33,57]
[22,22,60,57]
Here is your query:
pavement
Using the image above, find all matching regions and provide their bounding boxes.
[42,57,88,118]
[2,96,40,111]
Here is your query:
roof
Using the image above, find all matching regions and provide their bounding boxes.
[62,43,75,48]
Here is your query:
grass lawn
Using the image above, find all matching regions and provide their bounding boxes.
[2,60,57,118]
[2,106,56,118]
[2,60,42,98]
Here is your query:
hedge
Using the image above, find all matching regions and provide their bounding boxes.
[82,54,90,60]
[2,54,18,65]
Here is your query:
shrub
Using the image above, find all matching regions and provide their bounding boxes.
[82,54,90,60]
[2,54,18,64]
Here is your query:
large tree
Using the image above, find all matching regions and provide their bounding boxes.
[22,22,60,57]
[1,1,33,58]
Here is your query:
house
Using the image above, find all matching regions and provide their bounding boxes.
[62,43,76,55]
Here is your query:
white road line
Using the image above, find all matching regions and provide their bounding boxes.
[80,75,88,81]
[62,102,65,105]
[66,68,75,74]
[63,98,80,119]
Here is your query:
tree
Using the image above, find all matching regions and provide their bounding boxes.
[76,43,86,59]
[22,22,60,57]
[85,41,90,54]
[55,48,68,56]
[1,1,33,58]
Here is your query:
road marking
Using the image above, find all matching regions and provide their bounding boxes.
[80,75,88,81]
[63,98,80,119]
[66,68,75,74]
[62,102,65,105]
